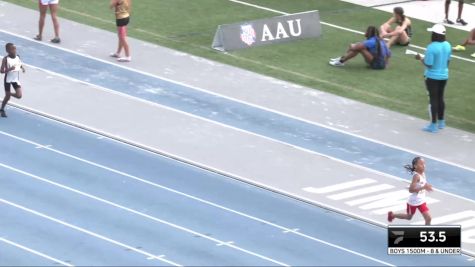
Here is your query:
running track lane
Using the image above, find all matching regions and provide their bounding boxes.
[1,30,474,200]
[1,109,472,266]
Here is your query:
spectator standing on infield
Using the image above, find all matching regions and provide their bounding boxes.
[110,0,132,62]
[34,0,61,43]
[416,24,451,133]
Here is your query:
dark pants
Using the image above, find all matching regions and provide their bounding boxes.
[425,78,447,123]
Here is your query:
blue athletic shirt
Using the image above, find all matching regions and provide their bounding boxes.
[363,36,391,63]
[424,41,451,80]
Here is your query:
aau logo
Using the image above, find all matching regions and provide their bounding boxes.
[240,24,256,46]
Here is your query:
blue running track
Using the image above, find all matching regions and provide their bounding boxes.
[0,109,472,265]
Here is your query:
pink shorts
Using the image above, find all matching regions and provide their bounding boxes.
[407,203,429,215]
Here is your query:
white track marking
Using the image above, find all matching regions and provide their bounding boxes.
[0,130,393,266]
[2,28,474,173]
[0,163,289,267]
[228,0,475,63]
[328,184,394,200]
[303,178,376,194]
[345,190,408,206]
[0,238,74,267]
[0,199,181,266]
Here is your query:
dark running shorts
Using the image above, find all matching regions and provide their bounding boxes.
[116,17,130,27]
[4,82,21,92]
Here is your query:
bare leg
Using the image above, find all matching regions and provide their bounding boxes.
[380,25,392,38]
[1,91,11,111]
[393,212,414,220]
[422,211,432,225]
[38,4,48,39]
[118,26,130,57]
[121,36,130,57]
[457,0,464,20]
[116,33,123,55]
[10,87,22,99]
[445,0,451,19]
[340,44,374,66]
[49,4,60,39]
[460,29,475,46]
[388,27,409,47]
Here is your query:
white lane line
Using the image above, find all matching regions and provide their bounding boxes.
[35,145,51,149]
[2,27,475,174]
[228,0,475,64]
[0,130,393,266]
[303,178,376,194]
[216,241,235,247]
[0,163,289,267]
[328,184,394,201]
[282,228,299,234]
[0,237,74,267]
[147,255,166,260]
[0,199,181,267]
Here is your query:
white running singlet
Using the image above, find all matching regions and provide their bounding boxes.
[407,172,427,206]
[5,56,22,83]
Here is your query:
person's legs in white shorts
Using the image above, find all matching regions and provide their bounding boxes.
[40,0,59,6]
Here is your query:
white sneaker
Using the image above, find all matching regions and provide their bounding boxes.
[330,57,342,62]
[109,52,120,58]
[117,56,131,62]
[329,59,344,66]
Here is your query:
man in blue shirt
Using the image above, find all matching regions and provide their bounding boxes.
[415,24,451,133]
[330,26,391,69]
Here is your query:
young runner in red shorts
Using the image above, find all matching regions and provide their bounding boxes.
[388,157,433,225]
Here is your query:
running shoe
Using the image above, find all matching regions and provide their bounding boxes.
[453,45,466,51]
[471,52,475,58]
[438,119,446,129]
[50,37,61,44]
[388,211,394,223]
[0,110,7,118]
[33,35,42,41]
[444,18,454,25]
[423,123,438,133]
[330,57,342,62]
[109,52,120,58]
[117,56,132,62]
[329,59,344,67]
[456,18,468,26]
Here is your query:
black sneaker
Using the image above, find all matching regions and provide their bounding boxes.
[50,37,61,44]
[456,18,468,26]
[444,18,454,25]
[0,110,7,118]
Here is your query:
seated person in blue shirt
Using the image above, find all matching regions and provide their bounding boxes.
[330,26,391,69]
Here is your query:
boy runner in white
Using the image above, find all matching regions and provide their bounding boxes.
[0,43,25,118]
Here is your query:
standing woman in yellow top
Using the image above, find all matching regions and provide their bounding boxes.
[110,0,131,62]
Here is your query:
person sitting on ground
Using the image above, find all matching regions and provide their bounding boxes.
[329,26,391,70]
[380,7,412,48]
[453,28,475,58]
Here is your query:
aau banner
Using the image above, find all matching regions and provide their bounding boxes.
[212,11,321,52]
